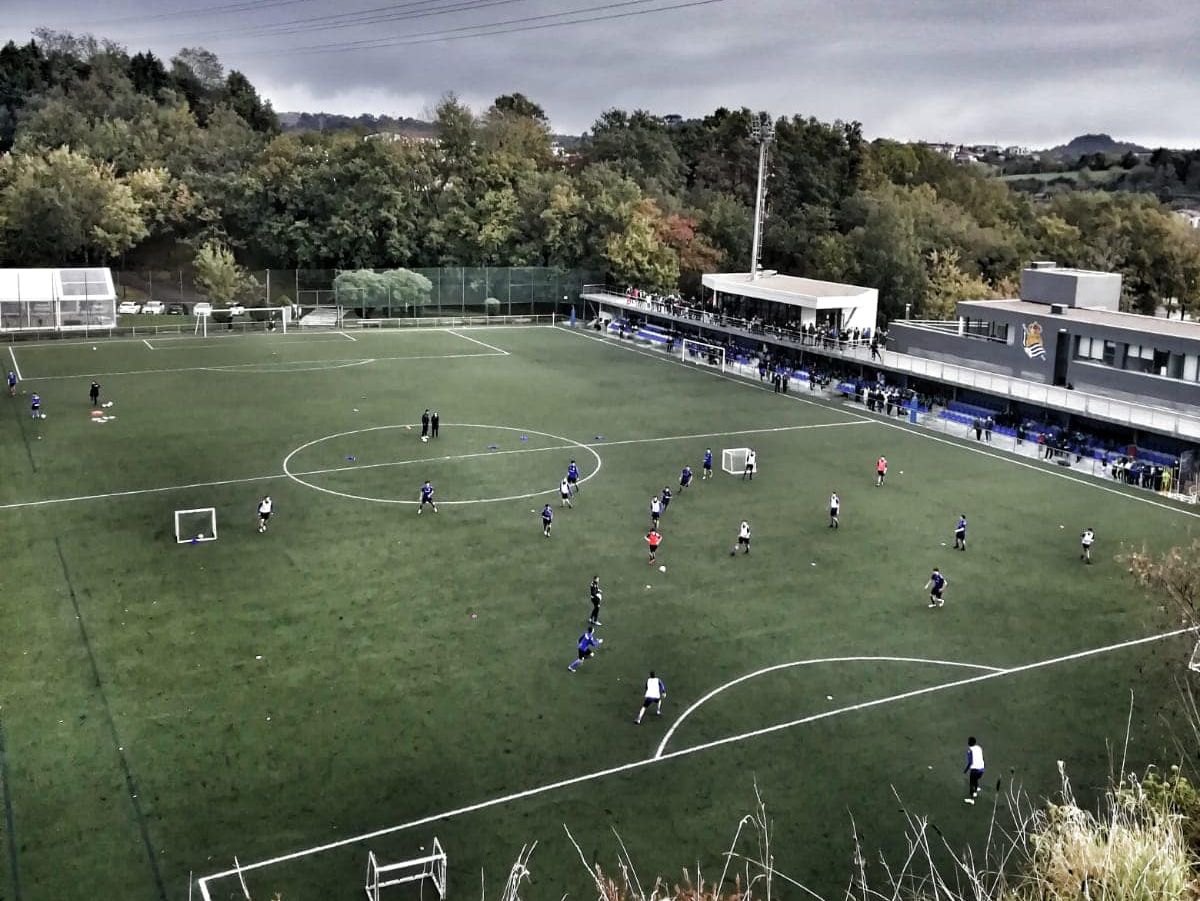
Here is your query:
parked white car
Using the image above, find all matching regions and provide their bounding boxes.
[142,301,165,314]
[117,301,142,314]
[193,302,213,317]
[227,304,246,316]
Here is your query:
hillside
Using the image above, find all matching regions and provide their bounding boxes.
[1046,132,1151,159]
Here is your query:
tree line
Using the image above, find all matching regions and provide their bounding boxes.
[1,32,1198,320]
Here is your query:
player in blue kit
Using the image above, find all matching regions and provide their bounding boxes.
[6,370,16,396]
[542,503,554,537]
[680,465,693,489]
[30,393,41,418]
[567,459,581,494]
[567,626,602,672]
[702,448,713,480]
[954,514,967,551]
[417,481,438,514]
[660,486,672,513]
[926,568,948,607]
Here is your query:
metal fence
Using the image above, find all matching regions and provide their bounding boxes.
[113,267,600,318]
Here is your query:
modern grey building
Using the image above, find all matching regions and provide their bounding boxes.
[889,262,1200,413]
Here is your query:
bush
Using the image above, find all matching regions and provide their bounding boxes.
[484,297,502,315]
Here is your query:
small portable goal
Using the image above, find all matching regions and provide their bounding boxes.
[174,507,218,543]
[722,448,751,476]
[366,839,447,901]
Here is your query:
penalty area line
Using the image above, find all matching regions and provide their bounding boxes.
[446,329,510,355]
[197,626,1193,895]
[143,339,155,350]
[8,346,23,381]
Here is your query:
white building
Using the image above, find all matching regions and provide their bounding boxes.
[0,268,116,332]
[700,271,879,332]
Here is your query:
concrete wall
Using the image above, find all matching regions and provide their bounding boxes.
[892,307,1200,411]
[888,322,1054,382]
[1066,362,1200,411]
[1020,268,1122,310]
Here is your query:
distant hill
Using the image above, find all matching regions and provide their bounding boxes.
[1045,133,1151,159]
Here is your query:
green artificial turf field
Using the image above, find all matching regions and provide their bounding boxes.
[0,325,1195,901]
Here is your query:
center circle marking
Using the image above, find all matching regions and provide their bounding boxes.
[281,423,603,505]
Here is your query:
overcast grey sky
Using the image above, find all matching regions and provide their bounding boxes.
[3,0,1198,147]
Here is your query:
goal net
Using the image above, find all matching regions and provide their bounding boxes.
[175,508,217,544]
[681,338,726,373]
[366,840,447,901]
[722,448,750,475]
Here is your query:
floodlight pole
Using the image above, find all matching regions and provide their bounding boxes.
[749,111,774,281]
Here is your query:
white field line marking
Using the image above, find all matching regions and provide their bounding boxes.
[446,329,510,355]
[197,627,1193,893]
[17,351,504,381]
[142,337,348,351]
[557,326,1200,521]
[338,331,357,342]
[653,656,1004,758]
[282,423,604,507]
[142,339,154,350]
[0,421,866,512]
[7,346,23,381]
[201,359,375,374]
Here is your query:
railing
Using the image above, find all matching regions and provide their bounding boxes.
[350,313,556,328]
[583,288,1200,442]
[581,288,873,347]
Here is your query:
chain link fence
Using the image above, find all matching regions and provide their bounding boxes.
[112,267,599,319]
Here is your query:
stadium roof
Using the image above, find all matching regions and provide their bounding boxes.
[0,268,115,302]
[701,271,877,307]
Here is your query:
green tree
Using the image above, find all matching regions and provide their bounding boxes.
[0,146,146,264]
[585,108,684,195]
[924,248,994,319]
[332,268,388,312]
[380,268,433,310]
[193,240,247,304]
[223,70,277,135]
[603,199,679,290]
[490,93,547,123]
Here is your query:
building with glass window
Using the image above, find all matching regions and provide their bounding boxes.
[0,268,117,332]
[888,262,1200,413]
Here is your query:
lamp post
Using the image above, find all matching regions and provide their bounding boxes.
[748,111,775,281]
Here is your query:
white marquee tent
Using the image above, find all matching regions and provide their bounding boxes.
[0,268,117,332]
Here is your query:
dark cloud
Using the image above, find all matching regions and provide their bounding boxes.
[4,0,1198,145]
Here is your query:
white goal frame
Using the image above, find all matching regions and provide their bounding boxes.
[175,507,218,544]
[366,839,447,901]
[722,448,751,476]
[681,337,726,373]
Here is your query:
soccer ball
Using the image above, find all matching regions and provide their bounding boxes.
[421,435,429,443]
[658,565,666,573]
[39,413,46,419]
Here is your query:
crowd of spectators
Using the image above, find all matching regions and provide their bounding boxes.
[619,286,882,353]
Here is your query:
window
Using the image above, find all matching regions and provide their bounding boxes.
[1122,343,1155,374]
[1075,336,1104,361]
[1102,340,1117,366]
